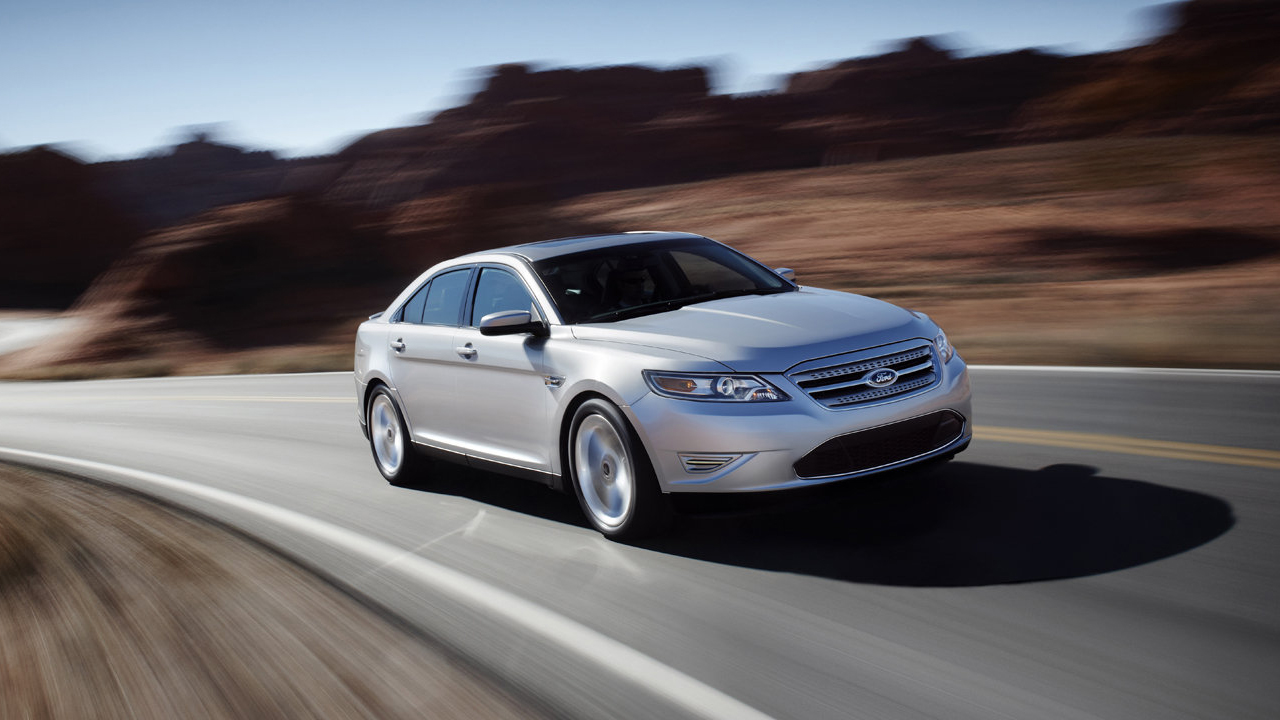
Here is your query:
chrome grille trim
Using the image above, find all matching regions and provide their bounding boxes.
[787,340,939,409]
[803,359,934,395]
[798,346,931,380]
[821,374,936,407]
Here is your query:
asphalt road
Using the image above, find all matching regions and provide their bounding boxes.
[1,367,1277,720]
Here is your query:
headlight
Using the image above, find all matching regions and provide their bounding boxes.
[934,329,955,363]
[643,371,788,402]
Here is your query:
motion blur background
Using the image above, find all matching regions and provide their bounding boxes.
[2,0,1278,378]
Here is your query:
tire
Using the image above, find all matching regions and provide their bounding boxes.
[367,386,426,486]
[567,398,670,540]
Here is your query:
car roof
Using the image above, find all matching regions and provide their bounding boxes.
[462,231,710,263]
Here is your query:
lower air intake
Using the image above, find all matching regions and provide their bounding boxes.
[793,410,965,479]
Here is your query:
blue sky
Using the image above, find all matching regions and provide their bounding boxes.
[1,0,1167,160]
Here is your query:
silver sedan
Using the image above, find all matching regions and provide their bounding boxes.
[355,232,972,539]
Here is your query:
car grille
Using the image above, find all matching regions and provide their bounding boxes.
[786,341,938,409]
[793,410,965,479]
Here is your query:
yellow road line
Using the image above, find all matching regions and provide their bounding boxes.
[975,426,1280,470]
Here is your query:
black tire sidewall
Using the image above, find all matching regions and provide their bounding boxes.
[368,387,416,485]
[568,398,665,539]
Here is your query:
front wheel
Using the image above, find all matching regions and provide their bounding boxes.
[568,399,670,540]
[367,386,426,486]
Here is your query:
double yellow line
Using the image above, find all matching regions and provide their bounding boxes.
[976,426,1280,470]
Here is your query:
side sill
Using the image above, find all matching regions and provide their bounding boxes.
[414,442,468,465]
[410,441,563,490]
[468,455,562,489]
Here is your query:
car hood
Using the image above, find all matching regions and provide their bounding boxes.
[570,288,934,372]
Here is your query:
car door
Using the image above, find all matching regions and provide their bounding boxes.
[448,264,551,472]
[386,266,474,454]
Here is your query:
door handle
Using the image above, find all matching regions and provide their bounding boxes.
[455,345,477,359]
[390,339,406,351]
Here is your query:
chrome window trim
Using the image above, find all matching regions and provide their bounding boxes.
[466,263,548,329]
[389,265,475,327]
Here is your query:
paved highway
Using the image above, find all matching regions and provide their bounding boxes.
[1,367,1277,719]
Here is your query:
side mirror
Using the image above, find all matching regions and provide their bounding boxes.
[479,310,549,337]
[775,267,797,283]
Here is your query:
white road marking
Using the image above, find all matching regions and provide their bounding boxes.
[71,370,354,383]
[461,507,486,538]
[386,508,488,561]
[0,446,775,720]
[0,395,352,404]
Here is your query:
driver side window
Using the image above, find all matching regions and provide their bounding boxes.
[470,267,538,326]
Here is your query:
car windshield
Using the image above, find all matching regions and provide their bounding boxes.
[531,238,795,324]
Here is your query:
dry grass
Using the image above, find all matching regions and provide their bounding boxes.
[0,465,545,720]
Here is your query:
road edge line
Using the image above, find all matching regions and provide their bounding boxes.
[0,446,776,720]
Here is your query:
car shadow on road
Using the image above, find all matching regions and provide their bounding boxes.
[639,462,1236,587]
[398,461,591,529]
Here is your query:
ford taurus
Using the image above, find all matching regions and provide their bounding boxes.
[355,231,972,539]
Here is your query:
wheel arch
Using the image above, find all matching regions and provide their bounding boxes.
[555,390,609,492]
[556,389,662,496]
[360,375,394,439]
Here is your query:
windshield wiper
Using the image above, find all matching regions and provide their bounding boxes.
[587,299,687,323]
[682,287,792,306]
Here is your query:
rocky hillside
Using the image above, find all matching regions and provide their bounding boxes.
[7,134,1277,377]
[32,0,1271,240]
[0,147,140,309]
[51,197,383,363]
[96,132,295,229]
[1018,0,1280,138]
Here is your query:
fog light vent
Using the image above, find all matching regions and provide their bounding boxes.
[680,454,740,474]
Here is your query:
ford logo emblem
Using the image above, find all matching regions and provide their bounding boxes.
[866,369,899,388]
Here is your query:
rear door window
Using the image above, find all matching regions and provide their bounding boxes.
[399,283,429,324]
[420,268,471,326]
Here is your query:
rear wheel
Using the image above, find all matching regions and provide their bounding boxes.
[367,386,425,486]
[568,399,670,540]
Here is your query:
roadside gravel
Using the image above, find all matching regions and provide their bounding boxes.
[0,464,548,720]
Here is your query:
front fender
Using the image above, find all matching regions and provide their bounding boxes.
[542,332,728,480]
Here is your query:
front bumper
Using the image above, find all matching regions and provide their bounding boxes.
[626,355,973,493]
